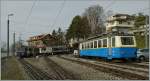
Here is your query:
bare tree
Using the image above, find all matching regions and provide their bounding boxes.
[105,10,114,21]
[83,5,105,35]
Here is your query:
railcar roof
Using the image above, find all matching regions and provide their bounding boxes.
[79,32,134,43]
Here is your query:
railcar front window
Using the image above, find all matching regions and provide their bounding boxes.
[121,37,134,45]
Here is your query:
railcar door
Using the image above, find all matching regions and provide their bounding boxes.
[108,37,112,59]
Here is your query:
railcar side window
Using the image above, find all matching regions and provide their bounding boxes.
[98,40,101,48]
[88,42,90,48]
[89,42,91,48]
[90,42,93,48]
[84,43,86,49]
[83,43,86,49]
[85,43,88,49]
[82,43,84,49]
[112,37,115,47]
[121,37,134,45]
[85,43,87,49]
[92,41,94,48]
[94,41,97,48]
[103,39,107,47]
[86,43,88,48]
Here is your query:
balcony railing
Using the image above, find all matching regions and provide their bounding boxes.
[107,23,134,28]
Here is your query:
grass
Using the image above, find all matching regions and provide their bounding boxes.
[1,57,25,80]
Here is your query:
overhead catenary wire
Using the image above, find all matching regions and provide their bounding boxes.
[104,0,149,17]
[15,0,37,41]
[50,0,66,33]
[11,21,50,27]
[24,0,37,28]
[111,7,149,16]
[104,0,116,11]
[15,0,148,38]
[103,0,116,17]
[131,7,149,15]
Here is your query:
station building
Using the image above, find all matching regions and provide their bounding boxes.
[27,34,57,53]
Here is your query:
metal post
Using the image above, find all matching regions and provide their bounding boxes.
[108,32,112,60]
[145,16,148,48]
[7,18,9,57]
[13,32,15,56]
[7,14,13,57]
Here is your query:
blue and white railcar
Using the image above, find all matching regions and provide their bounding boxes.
[79,35,137,60]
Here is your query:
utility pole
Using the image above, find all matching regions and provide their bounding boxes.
[19,33,22,47]
[13,32,15,56]
[145,16,148,48]
[7,18,9,57]
[7,13,14,57]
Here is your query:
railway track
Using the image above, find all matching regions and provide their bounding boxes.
[114,62,149,70]
[93,61,149,73]
[97,59,149,69]
[44,57,76,80]
[19,59,55,80]
[84,58,149,72]
[70,54,149,72]
[72,54,149,68]
[58,56,149,80]
[131,62,149,67]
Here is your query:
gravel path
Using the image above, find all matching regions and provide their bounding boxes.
[49,56,126,80]
[1,57,26,80]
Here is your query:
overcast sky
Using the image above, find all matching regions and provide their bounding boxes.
[1,0,149,45]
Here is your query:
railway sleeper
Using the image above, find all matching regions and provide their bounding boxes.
[44,57,76,80]
[19,59,55,80]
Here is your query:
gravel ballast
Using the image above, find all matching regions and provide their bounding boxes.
[49,56,126,80]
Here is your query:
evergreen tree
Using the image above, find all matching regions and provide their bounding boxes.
[134,13,149,28]
[56,27,66,45]
[80,16,91,38]
[66,15,91,41]
[66,15,82,41]
[52,29,57,37]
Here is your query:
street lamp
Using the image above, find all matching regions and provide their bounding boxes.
[7,13,14,57]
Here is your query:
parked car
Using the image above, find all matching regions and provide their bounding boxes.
[137,48,149,62]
